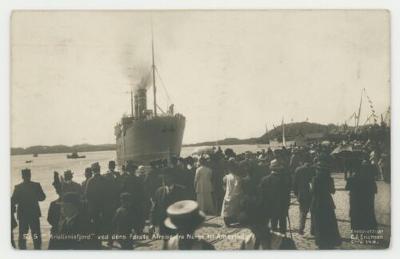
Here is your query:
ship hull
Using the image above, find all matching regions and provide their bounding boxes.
[116,115,185,165]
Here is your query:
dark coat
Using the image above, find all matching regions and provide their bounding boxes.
[293,164,315,211]
[345,169,377,231]
[85,174,108,206]
[121,173,147,233]
[150,184,187,234]
[47,198,62,250]
[143,170,162,201]
[11,181,46,220]
[310,170,342,248]
[112,206,135,235]
[55,212,95,249]
[121,174,145,201]
[259,171,291,218]
[184,167,196,200]
[47,198,62,233]
[103,171,124,211]
[60,181,82,197]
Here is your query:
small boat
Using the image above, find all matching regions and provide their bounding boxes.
[67,151,86,159]
[25,160,32,163]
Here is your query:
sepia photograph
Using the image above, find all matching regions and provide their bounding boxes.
[9,10,391,251]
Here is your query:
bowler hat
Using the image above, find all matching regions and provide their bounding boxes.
[64,170,73,177]
[164,200,205,230]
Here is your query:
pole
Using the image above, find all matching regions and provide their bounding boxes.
[151,26,157,116]
[130,90,134,117]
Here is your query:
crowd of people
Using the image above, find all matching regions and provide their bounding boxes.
[11,137,390,250]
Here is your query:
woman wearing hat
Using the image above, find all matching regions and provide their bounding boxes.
[310,160,342,249]
[345,160,377,232]
[194,157,215,215]
[163,200,214,250]
[221,158,242,227]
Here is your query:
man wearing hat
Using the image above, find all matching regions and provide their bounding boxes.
[112,192,135,249]
[81,167,93,198]
[121,161,146,235]
[163,200,214,250]
[54,192,94,249]
[85,162,107,235]
[103,160,123,246]
[150,173,187,236]
[11,168,46,249]
[293,161,315,235]
[60,170,82,197]
[259,159,291,234]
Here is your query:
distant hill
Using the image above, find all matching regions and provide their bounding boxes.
[10,122,348,155]
[260,122,338,142]
[184,122,337,147]
[11,143,116,156]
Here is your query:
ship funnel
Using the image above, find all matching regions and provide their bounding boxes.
[134,88,147,119]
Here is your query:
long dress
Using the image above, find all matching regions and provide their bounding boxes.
[194,166,215,215]
[221,173,241,219]
[310,169,342,249]
[345,168,377,231]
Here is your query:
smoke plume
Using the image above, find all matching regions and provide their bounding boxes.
[121,48,152,90]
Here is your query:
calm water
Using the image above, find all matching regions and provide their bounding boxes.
[10,144,265,247]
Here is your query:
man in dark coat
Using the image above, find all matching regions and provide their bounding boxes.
[144,162,161,199]
[183,157,197,200]
[345,160,378,231]
[85,162,107,235]
[81,167,93,198]
[112,192,135,249]
[54,192,95,249]
[62,170,83,196]
[11,168,46,249]
[209,154,225,215]
[103,160,123,246]
[47,196,62,249]
[150,174,187,236]
[259,159,291,234]
[293,162,315,235]
[121,162,146,234]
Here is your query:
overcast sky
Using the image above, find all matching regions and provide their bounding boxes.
[11,10,390,148]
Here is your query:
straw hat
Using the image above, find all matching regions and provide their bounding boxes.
[164,200,205,230]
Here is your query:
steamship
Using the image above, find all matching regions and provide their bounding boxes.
[114,37,185,165]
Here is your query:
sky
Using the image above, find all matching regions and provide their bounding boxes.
[11,10,390,148]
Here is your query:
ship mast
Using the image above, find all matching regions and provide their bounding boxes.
[151,27,157,116]
[355,88,365,133]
